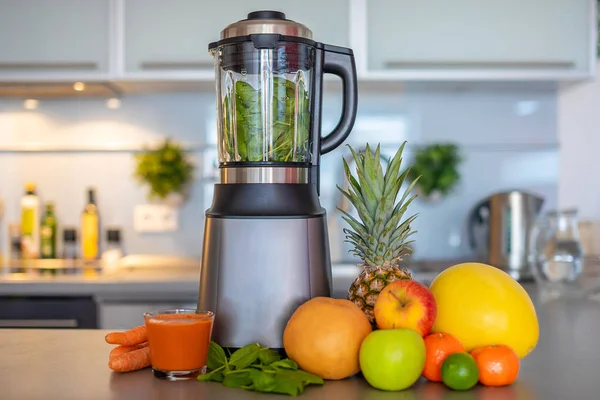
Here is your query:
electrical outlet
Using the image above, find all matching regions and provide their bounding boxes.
[134,204,178,233]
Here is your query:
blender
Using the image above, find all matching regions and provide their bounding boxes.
[198,10,358,350]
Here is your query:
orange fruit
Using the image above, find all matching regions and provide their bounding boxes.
[422,332,465,382]
[283,297,372,380]
[470,344,520,386]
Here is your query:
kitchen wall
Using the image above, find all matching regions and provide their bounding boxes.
[559,61,600,220]
[0,83,559,261]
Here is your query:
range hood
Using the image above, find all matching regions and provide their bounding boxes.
[0,82,121,98]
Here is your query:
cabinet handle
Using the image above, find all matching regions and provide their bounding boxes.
[383,60,575,70]
[140,61,213,70]
[0,319,78,328]
[0,62,98,70]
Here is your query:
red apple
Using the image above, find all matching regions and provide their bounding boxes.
[374,280,437,336]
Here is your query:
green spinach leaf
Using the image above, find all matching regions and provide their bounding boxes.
[197,370,225,383]
[197,341,323,396]
[222,76,311,163]
[207,341,228,370]
[222,371,253,388]
[257,348,281,365]
[271,373,305,396]
[283,369,324,385]
[270,359,299,370]
[228,343,261,370]
[250,370,277,392]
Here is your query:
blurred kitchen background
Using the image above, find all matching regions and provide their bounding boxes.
[0,0,599,329]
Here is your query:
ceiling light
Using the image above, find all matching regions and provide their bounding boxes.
[23,99,38,110]
[106,98,121,109]
[73,82,86,92]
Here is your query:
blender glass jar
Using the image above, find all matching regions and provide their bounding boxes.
[212,40,314,164]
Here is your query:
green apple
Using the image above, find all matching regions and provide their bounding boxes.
[359,328,426,391]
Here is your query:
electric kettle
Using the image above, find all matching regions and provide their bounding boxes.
[468,190,544,280]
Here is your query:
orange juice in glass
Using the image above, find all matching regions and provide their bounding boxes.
[144,309,214,380]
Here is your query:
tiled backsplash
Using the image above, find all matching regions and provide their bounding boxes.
[0,84,559,260]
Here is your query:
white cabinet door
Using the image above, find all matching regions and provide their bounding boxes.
[122,0,349,76]
[0,0,111,80]
[366,0,595,79]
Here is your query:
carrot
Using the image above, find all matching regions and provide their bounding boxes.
[108,346,151,372]
[105,325,147,346]
[109,342,148,360]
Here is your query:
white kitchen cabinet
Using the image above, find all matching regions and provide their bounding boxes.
[0,0,111,81]
[99,301,197,329]
[120,0,350,78]
[0,0,593,85]
[363,0,596,80]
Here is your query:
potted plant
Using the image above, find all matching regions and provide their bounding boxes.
[408,143,462,202]
[134,138,195,207]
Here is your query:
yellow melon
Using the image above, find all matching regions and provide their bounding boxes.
[429,262,539,359]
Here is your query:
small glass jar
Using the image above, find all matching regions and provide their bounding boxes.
[101,228,123,273]
[62,228,78,268]
[529,209,585,300]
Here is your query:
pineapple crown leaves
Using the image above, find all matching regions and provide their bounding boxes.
[336,142,420,267]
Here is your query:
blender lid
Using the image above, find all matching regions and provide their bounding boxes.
[219,10,313,40]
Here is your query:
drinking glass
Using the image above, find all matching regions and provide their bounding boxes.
[144,309,214,380]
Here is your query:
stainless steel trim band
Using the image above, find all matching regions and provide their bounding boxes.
[220,167,309,184]
[221,19,312,40]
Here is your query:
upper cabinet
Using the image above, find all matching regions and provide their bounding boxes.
[0,0,595,83]
[363,0,596,80]
[0,0,111,81]
[121,0,349,77]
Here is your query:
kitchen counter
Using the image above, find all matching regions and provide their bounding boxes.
[2,290,600,399]
[0,262,447,301]
[0,262,457,330]
[0,269,201,301]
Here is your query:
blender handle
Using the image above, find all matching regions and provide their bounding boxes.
[320,45,358,154]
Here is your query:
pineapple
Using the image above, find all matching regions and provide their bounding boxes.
[338,142,419,325]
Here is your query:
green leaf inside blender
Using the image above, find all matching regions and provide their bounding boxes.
[223,77,310,163]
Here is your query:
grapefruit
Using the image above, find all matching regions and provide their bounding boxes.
[283,297,372,380]
[429,263,538,359]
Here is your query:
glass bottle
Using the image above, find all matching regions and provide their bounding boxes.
[40,202,57,259]
[20,182,40,259]
[81,188,100,261]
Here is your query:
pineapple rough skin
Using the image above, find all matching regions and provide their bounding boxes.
[348,265,413,325]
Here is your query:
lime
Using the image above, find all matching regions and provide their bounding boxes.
[441,352,479,390]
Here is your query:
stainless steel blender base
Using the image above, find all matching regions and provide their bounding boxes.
[198,215,332,349]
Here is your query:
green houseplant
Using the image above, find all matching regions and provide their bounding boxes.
[134,138,195,205]
[408,143,462,201]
